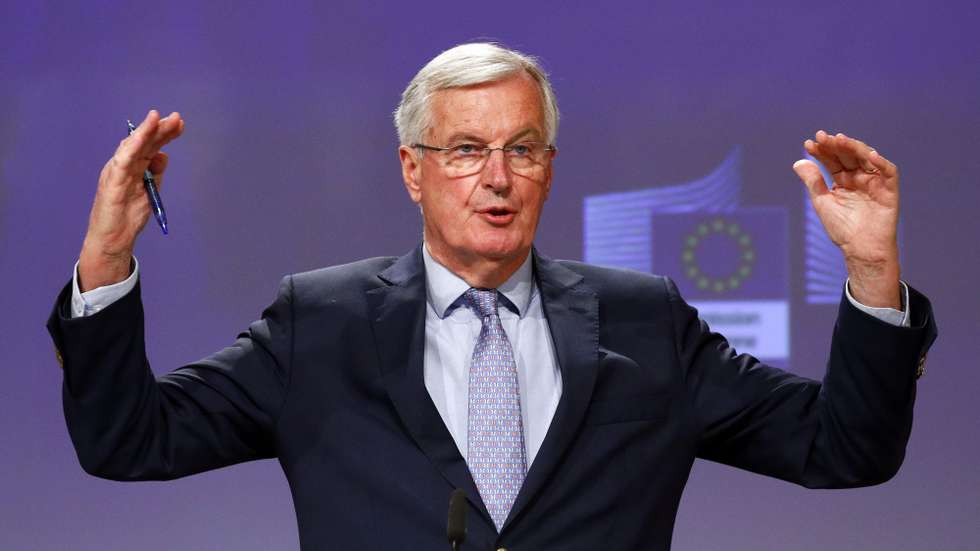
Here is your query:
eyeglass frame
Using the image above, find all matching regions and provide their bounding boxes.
[411,141,557,176]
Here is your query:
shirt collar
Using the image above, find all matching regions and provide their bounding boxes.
[422,242,535,319]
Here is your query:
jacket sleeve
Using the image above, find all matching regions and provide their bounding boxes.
[671,278,938,488]
[45,276,294,481]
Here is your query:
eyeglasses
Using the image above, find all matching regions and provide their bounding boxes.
[413,141,556,178]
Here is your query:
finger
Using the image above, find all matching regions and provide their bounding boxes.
[116,109,161,164]
[803,138,844,174]
[814,130,859,172]
[830,133,860,171]
[125,111,182,159]
[135,109,160,134]
[148,151,169,175]
[811,131,848,173]
[793,159,830,202]
[836,133,880,174]
[148,152,169,190]
[154,112,183,142]
[868,148,898,178]
[140,112,184,158]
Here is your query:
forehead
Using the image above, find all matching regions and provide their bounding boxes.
[427,73,546,142]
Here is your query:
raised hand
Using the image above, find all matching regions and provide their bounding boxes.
[793,131,901,309]
[78,110,184,291]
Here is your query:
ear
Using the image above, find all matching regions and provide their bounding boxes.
[543,148,556,199]
[399,145,423,204]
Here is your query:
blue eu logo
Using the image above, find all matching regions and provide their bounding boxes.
[681,218,756,294]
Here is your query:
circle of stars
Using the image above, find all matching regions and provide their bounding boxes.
[681,218,756,293]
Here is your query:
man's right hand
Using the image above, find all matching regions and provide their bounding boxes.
[78,110,184,292]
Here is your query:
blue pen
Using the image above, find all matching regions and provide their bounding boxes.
[127,119,169,235]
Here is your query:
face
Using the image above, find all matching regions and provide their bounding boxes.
[399,73,554,273]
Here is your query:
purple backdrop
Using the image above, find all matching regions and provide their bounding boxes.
[2,1,978,549]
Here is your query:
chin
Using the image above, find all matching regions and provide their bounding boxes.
[467,233,528,262]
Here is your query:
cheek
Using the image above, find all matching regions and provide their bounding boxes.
[521,188,548,222]
[425,184,473,225]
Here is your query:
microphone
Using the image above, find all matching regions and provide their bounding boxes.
[447,488,467,551]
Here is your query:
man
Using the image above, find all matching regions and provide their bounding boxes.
[49,43,936,550]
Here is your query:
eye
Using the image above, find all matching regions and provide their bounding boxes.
[451,143,483,156]
[509,143,533,156]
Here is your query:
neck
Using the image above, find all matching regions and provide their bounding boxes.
[424,242,529,289]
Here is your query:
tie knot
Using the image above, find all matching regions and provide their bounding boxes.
[464,288,499,318]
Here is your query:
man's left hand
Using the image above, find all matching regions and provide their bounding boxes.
[793,131,902,309]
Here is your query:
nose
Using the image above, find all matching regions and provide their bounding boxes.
[479,148,512,193]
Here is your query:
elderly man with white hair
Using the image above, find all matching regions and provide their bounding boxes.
[48,43,936,550]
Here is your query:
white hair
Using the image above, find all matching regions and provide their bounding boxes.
[394,42,559,146]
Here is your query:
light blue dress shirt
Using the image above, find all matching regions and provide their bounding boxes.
[421,245,562,466]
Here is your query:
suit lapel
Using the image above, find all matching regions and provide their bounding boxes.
[502,251,600,532]
[365,246,491,525]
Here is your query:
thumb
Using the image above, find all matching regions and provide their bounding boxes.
[793,159,829,202]
[148,152,169,191]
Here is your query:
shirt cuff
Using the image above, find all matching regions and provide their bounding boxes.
[844,279,910,328]
[70,257,140,318]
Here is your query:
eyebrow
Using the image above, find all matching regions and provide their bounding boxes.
[443,128,543,145]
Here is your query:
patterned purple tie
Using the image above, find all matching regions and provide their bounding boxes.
[464,288,527,531]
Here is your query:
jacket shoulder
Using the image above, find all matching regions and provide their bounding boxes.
[287,256,398,303]
[552,259,676,305]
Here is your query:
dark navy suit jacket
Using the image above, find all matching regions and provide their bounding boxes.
[47,246,937,550]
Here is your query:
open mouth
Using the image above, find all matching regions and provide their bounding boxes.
[478,207,516,225]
